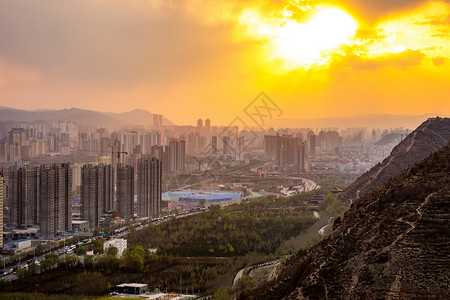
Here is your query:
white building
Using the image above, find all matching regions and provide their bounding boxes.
[103,238,127,257]
[3,239,32,251]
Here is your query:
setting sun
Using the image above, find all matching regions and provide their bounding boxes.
[274,8,358,68]
[239,6,358,71]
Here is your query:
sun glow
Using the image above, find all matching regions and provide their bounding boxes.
[274,8,358,68]
[240,6,358,70]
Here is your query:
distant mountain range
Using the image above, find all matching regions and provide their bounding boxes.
[341,117,450,203]
[267,114,447,130]
[0,107,174,127]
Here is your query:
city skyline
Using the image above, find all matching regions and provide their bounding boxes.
[0,0,449,124]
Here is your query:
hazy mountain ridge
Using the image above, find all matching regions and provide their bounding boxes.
[341,117,450,203]
[284,143,450,299]
[0,107,173,126]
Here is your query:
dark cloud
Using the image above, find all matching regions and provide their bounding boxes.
[332,0,450,19]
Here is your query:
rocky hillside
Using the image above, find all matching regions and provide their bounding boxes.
[341,117,450,203]
[284,144,450,299]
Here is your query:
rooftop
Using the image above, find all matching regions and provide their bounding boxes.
[72,220,88,224]
[116,283,148,288]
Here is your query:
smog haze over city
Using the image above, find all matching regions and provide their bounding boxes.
[0,1,449,299]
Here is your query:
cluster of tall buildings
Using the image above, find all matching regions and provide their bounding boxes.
[264,134,306,172]
[5,163,72,237]
[149,139,186,173]
[79,158,162,225]
[0,122,77,163]
[1,156,162,244]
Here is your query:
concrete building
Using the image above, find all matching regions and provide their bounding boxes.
[167,139,185,173]
[3,227,39,243]
[81,164,104,229]
[308,132,316,157]
[298,142,306,173]
[222,136,230,154]
[0,172,3,248]
[3,239,32,251]
[211,136,217,154]
[103,238,127,257]
[153,114,163,127]
[236,136,245,161]
[71,220,89,233]
[8,166,40,227]
[115,283,148,295]
[197,118,203,129]
[117,164,134,220]
[275,135,302,172]
[137,157,162,218]
[103,164,115,212]
[39,163,72,237]
[264,135,277,156]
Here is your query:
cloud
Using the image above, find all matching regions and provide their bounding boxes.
[335,0,450,20]
[0,0,248,87]
[333,49,426,70]
[432,56,448,65]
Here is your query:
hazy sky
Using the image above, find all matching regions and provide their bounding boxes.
[0,0,449,125]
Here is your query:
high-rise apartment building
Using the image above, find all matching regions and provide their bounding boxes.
[222,136,230,154]
[8,166,40,227]
[81,164,106,229]
[103,164,115,212]
[298,142,306,173]
[264,134,305,172]
[211,136,218,154]
[153,114,163,127]
[39,163,72,237]
[0,172,4,248]
[197,119,203,129]
[137,157,162,218]
[168,139,185,173]
[236,137,245,161]
[264,135,277,156]
[308,132,316,157]
[117,164,134,220]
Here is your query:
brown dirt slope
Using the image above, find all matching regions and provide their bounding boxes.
[287,143,450,299]
[341,117,450,204]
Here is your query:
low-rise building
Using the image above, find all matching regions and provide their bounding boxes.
[115,283,148,295]
[103,238,127,257]
[72,220,89,233]
[3,239,32,251]
[3,227,38,243]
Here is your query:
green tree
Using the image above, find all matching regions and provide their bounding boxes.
[16,268,30,278]
[92,238,105,254]
[28,263,40,275]
[106,246,118,257]
[84,255,94,269]
[76,246,86,255]
[73,271,108,295]
[35,244,45,256]
[128,253,144,272]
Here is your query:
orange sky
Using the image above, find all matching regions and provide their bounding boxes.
[0,0,449,125]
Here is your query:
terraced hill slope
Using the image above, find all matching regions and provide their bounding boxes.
[286,144,450,299]
[341,117,450,203]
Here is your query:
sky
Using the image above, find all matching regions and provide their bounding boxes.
[0,0,449,125]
